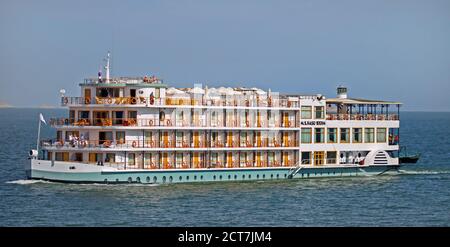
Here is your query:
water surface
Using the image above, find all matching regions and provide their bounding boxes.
[0,109,449,226]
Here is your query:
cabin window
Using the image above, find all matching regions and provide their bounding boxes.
[326,151,337,164]
[377,128,387,143]
[69,110,75,123]
[93,111,109,126]
[55,152,69,161]
[78,111,90,121]
[353,128,363,143]
[340,128,350,143]
[127,111,137,120]
[388,128,399,145]
[176,110,184,126]
[315,128,325,143]
[144,153,152,168]
[365,128,375,143]
[159,111,165,121]
[99,131,113,144]
[240,132,247,146]
[116,131,125,144]
[176,153,183,168]
[128,153,136,167]
[89,153,102,163]
[56,131,62,142]
[301,128,312,143]
[112,111,124,125]
[105,153,115,163]
[301,106,312,119]
[74,153,83,162]
[96,88,121,97]
[301,152,311,165]
[65,131,79,141]
[176,132,183,147]
[315,106,324,119]
[327,128,337,143]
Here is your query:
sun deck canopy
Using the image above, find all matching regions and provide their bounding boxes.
[326,97,402,105]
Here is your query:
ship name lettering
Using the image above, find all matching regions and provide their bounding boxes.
[301,121,326,126]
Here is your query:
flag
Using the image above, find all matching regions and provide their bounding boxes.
[39,113,46,125]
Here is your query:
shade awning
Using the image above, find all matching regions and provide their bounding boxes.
[326,97,402,105]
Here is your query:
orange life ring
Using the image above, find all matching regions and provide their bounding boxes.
[246,140,251,147]
[106,97,112,104]
[132,141,138,148]
[167,119,171,126]
[84,97,91,104]
[149,119,153,126]
[130,97,137,104]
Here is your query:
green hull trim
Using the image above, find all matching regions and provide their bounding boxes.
[31,165,400,184]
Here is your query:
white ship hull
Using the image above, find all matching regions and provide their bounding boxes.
[29,159,401,184]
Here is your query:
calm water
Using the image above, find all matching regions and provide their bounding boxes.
[0,109,449,226]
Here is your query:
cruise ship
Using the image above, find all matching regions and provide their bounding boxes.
[28,53,402,184]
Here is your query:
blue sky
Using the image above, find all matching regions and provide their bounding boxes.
[1,0,449,110]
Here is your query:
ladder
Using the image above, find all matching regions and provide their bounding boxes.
[287,161,303,179]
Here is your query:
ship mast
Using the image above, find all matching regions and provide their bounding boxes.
[104,51,110,83]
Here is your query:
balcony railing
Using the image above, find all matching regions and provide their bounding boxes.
[326,114,399,121]
[41,138,298,150]
[50,117,299,128]
[78,159,293,170]
[61,96,299,109]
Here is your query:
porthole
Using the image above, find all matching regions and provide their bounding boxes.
[153,176,157,183]
[228,175,231,180]
[146,176,150,183]
[262,174,265,179]
[257,174,259,179]
[284,174,287,178]
[194,175,197,180]
[186,176,189,181]
[242,175,245,179]
[128,177,132,183]
[115,178,119,182]
[271,174,274,178]
[179,176,182,181]
[162,176,166,183]
[307,173,310,177]
[169,176,173,182]
[276,174,279,179]
[104,179,108,183]
[136,177,141,183]
[219,175,222,180]
[248,174,251,179]
[234,175,237,179]
[200,175,204,180]
[301,173,304,178]
[333,172,336,175]
[213,175,216,180]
